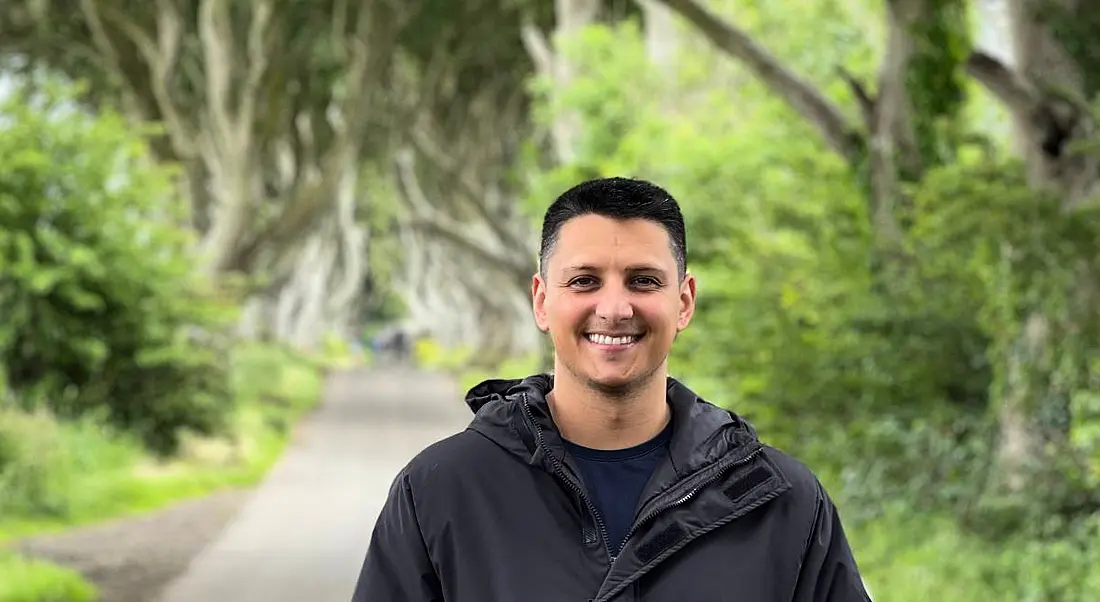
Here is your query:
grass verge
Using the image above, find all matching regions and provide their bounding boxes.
[0,553,97,602]
[0,342,345,601]
[848,507,1100,601]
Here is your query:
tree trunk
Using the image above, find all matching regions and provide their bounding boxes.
[967,0,1099,500]
[522,0,601,164]
[392,144,538,361]
[639,0,680,75]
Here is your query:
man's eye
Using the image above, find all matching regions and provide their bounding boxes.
[633,276,660,287]
[570,276,598,287]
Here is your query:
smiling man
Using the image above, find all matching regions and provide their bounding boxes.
[352,177,872,602]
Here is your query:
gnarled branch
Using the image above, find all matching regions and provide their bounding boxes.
[653,0,859,162]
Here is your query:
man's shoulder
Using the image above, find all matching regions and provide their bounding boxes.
[393,428,506,490]
[760,444,831,506]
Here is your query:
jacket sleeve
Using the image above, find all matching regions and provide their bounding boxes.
[351,470,444,602]
[790,483,873,602]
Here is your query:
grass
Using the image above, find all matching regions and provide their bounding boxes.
[0,554,97,602]
[0,341,343,601]
[848,507,1100,602]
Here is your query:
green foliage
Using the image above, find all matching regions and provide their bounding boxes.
[1040,1,1100,100]
[519,6,1100,597]
[0,553,98,602]
[0,77,237,454]
[905,0,972,168]
[358,163,408,326]
[228,343,326,437]
[0,408,141,520]
[414,338,541,393]
[0,342,324,539]
[0,344,324,600]
[849,509,1100,602]
[909,157,1100,520]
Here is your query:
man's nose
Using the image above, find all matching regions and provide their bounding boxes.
[594,286,634,321]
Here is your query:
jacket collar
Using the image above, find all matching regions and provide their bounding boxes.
[464,373,763,481]
[466,373,792,598]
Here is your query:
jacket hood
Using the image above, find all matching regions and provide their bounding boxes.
[464,373,761,480]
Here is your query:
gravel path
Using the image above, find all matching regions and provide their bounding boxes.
[11,491,251,602]
[9,367,467,602]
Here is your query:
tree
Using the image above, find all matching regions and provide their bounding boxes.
[653,0,1100,512]
[0,0,412,348]
[381,0,554,362]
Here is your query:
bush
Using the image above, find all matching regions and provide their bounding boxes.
[0,408,140,520]
[0,342,325,540]
[0,77,237,454]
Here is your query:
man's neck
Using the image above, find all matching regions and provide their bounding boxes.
[547,368,671,451]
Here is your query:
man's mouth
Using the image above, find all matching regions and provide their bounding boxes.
[584,333,643,347]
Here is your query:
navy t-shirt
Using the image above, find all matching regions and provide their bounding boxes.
[563,421,673,556]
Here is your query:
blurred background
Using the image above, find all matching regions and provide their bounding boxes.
[2,0,1099,600]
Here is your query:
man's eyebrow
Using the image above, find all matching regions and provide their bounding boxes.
[562,264,668,274]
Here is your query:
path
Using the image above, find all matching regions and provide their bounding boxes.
[14,367,468,602]
[156,366,468,602]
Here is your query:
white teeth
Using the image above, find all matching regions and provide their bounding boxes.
[586,334,638,346]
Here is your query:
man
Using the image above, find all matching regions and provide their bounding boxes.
[352,177,872,601]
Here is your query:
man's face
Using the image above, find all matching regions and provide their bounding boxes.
[532,214,696,394]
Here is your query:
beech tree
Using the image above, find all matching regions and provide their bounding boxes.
[0,0,410,347]
[654,0,1100,505]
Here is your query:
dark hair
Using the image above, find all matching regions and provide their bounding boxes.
[539,177,687,280]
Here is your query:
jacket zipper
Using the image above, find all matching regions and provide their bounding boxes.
[587,446,768,602]
[521,394,615,562]
[620,445,763,548]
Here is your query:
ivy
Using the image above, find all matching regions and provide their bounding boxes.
[905,0,971,171]
[1040,1,1100,100]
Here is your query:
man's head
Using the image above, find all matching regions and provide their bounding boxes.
[532,177,696,395]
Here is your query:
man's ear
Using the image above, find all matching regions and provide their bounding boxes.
[677,272,697,331]
[532,273,550,333]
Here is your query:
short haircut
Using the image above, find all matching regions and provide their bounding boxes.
[539,177,687,280]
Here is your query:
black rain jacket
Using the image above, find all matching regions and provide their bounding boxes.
[352,374,871,602]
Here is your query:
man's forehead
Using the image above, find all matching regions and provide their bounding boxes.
[544,214,678,272]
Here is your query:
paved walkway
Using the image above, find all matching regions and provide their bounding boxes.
[157,367,469,602]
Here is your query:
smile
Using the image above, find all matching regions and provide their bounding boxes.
[585,333,642,347]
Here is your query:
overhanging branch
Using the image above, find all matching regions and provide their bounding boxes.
[965,51,1041,119]
[393,149,534,286]
[653,0,859,162]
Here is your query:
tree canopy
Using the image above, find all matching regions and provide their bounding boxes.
[2,0,1100,598]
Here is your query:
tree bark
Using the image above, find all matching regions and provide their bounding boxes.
[28,0,395,282]
[966,1,1098,499]
[638,0,680,75]
[522,0,602,164]
[392,146,537,359]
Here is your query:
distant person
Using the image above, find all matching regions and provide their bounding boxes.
[370,325,411,365]
[352,177,872,601]
[391,328,410,363]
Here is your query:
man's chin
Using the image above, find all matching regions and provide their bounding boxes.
[557,356,657,396]
[583,371,643,396]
